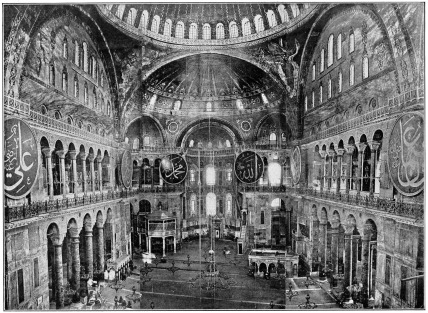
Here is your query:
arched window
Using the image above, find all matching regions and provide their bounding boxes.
[349,28,355,53]
[100,74,104,88]
[206,192,216,216]
[190,194,196,216]
[319,83,323,104]
[143,136,150,146]
[226,194,232,216]
[236,99,243,109]
[261,93,269,104]
[320,49,325,72]
[62,67,67,92]
[225,140,231,148]
[140,10,149,29]
[261,210,265,224]
[206,102,212,112]
[278,4,289,23]
[89,56,93,76]
[91,57,97,79]
[312,63,316,81]
[190,169,195,182]
[206,165,216,186]
[49,62,55,86]
[216,23,225,39]
[87,124,92,133]
[163,19,172,36]
[226,168,232,181]
[93,88,97,108]
[78,121,82,129]
[338,71,343,93]
[328,77,332,99]
[84,83,88,105]
[149,94,157,108]
[124,137,129,144]
[337,33,342,60]
[202,24,211,40]
[132,138,139,150]
[189,23,198,39]
[83,42,88,72]
[189,140,194,148]
[312,89,315,107]
[54,111,62,120]
[266,10,277,27]
[115,4,125,19]
[41,105,47,115]
[74,40,80,66]
[268,162,281,186]
[173,100,181,111]
[290,4,300,17]
[107,101,111,116]
[270,132,277,143]
[229,22,238,38]
[254,15,264,32]
[127,8,137,26]
[242,18,251,36]
[63,38,68,59]
[74,76,79,97]
[175,21,184,38]
[363,56,369,79]
[328,34,334,66]
[67,116,73,125]
[304,96,308,111]
[151,15,160,33]
[349,64,355,86]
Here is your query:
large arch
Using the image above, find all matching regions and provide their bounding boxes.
[176,117,244,148]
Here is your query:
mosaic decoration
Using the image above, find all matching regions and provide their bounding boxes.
[387,112,424,196]
[4,118,39,199]
[121,150,133,188]
[290,146,302,185]
[160,154,188,184]
[234,151,264,184]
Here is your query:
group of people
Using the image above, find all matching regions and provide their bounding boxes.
[103,259,135,282]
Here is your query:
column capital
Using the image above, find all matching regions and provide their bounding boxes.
[78,152,86,160]
[336,148,346,157]
[70,237,80,244]
[96,222,104,229]
[42,147,54,157]
[87,154,95,162]
[56,150,67,158]
[319,150,327,159]
[346,145,356,155]
[358,142,367,153]
[328,149,336,157]
[369,140,381,151]
[96,155,103,163]
[68,151,77,160]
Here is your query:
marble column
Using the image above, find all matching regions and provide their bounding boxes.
[173,236,176,253]
[97,155,103,192]
[319,151,326,191]
[312,219,319,272]
[357,143,366,194]
[344,231,353,288]
[331,226,339,275]
[360,235,370,296]
[79,153,87,194]
[369,142,380,195]
[96,224,105,273]
[345,145,355,193]
[56,150,67,196]
[162,237,166,257]
[54,242,65,308]
[85,230,94,278]
[42,148,54,199]
[336,148,345,193]
[352,235,360,283]
[69,152,78,196]
[148,236,151,254]
[70,235,80,291]
[319,221,327,279]
[88,154,95,193]
[328,149,335,190]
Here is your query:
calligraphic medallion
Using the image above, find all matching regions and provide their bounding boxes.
[234,151,264,184]
[160,154,188,184]
[387,111,424,196]
[4,118,39,199]
[121,150,133,188]
[290,146,302,185]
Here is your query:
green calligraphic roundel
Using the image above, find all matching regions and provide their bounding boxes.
[387,111,424,196]
[4,118,39,199]
[121,150,133,188]
[234,151,264,184]
[160,154,188,184]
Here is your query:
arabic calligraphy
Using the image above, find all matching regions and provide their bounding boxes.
[121,150,132,188]
[234,151,264,184]
[160,154,188,184]
[388,112,424,196]
[4,118,39,199]
[290,146,302,185]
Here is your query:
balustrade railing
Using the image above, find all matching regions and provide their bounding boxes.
[4,95,116,147]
